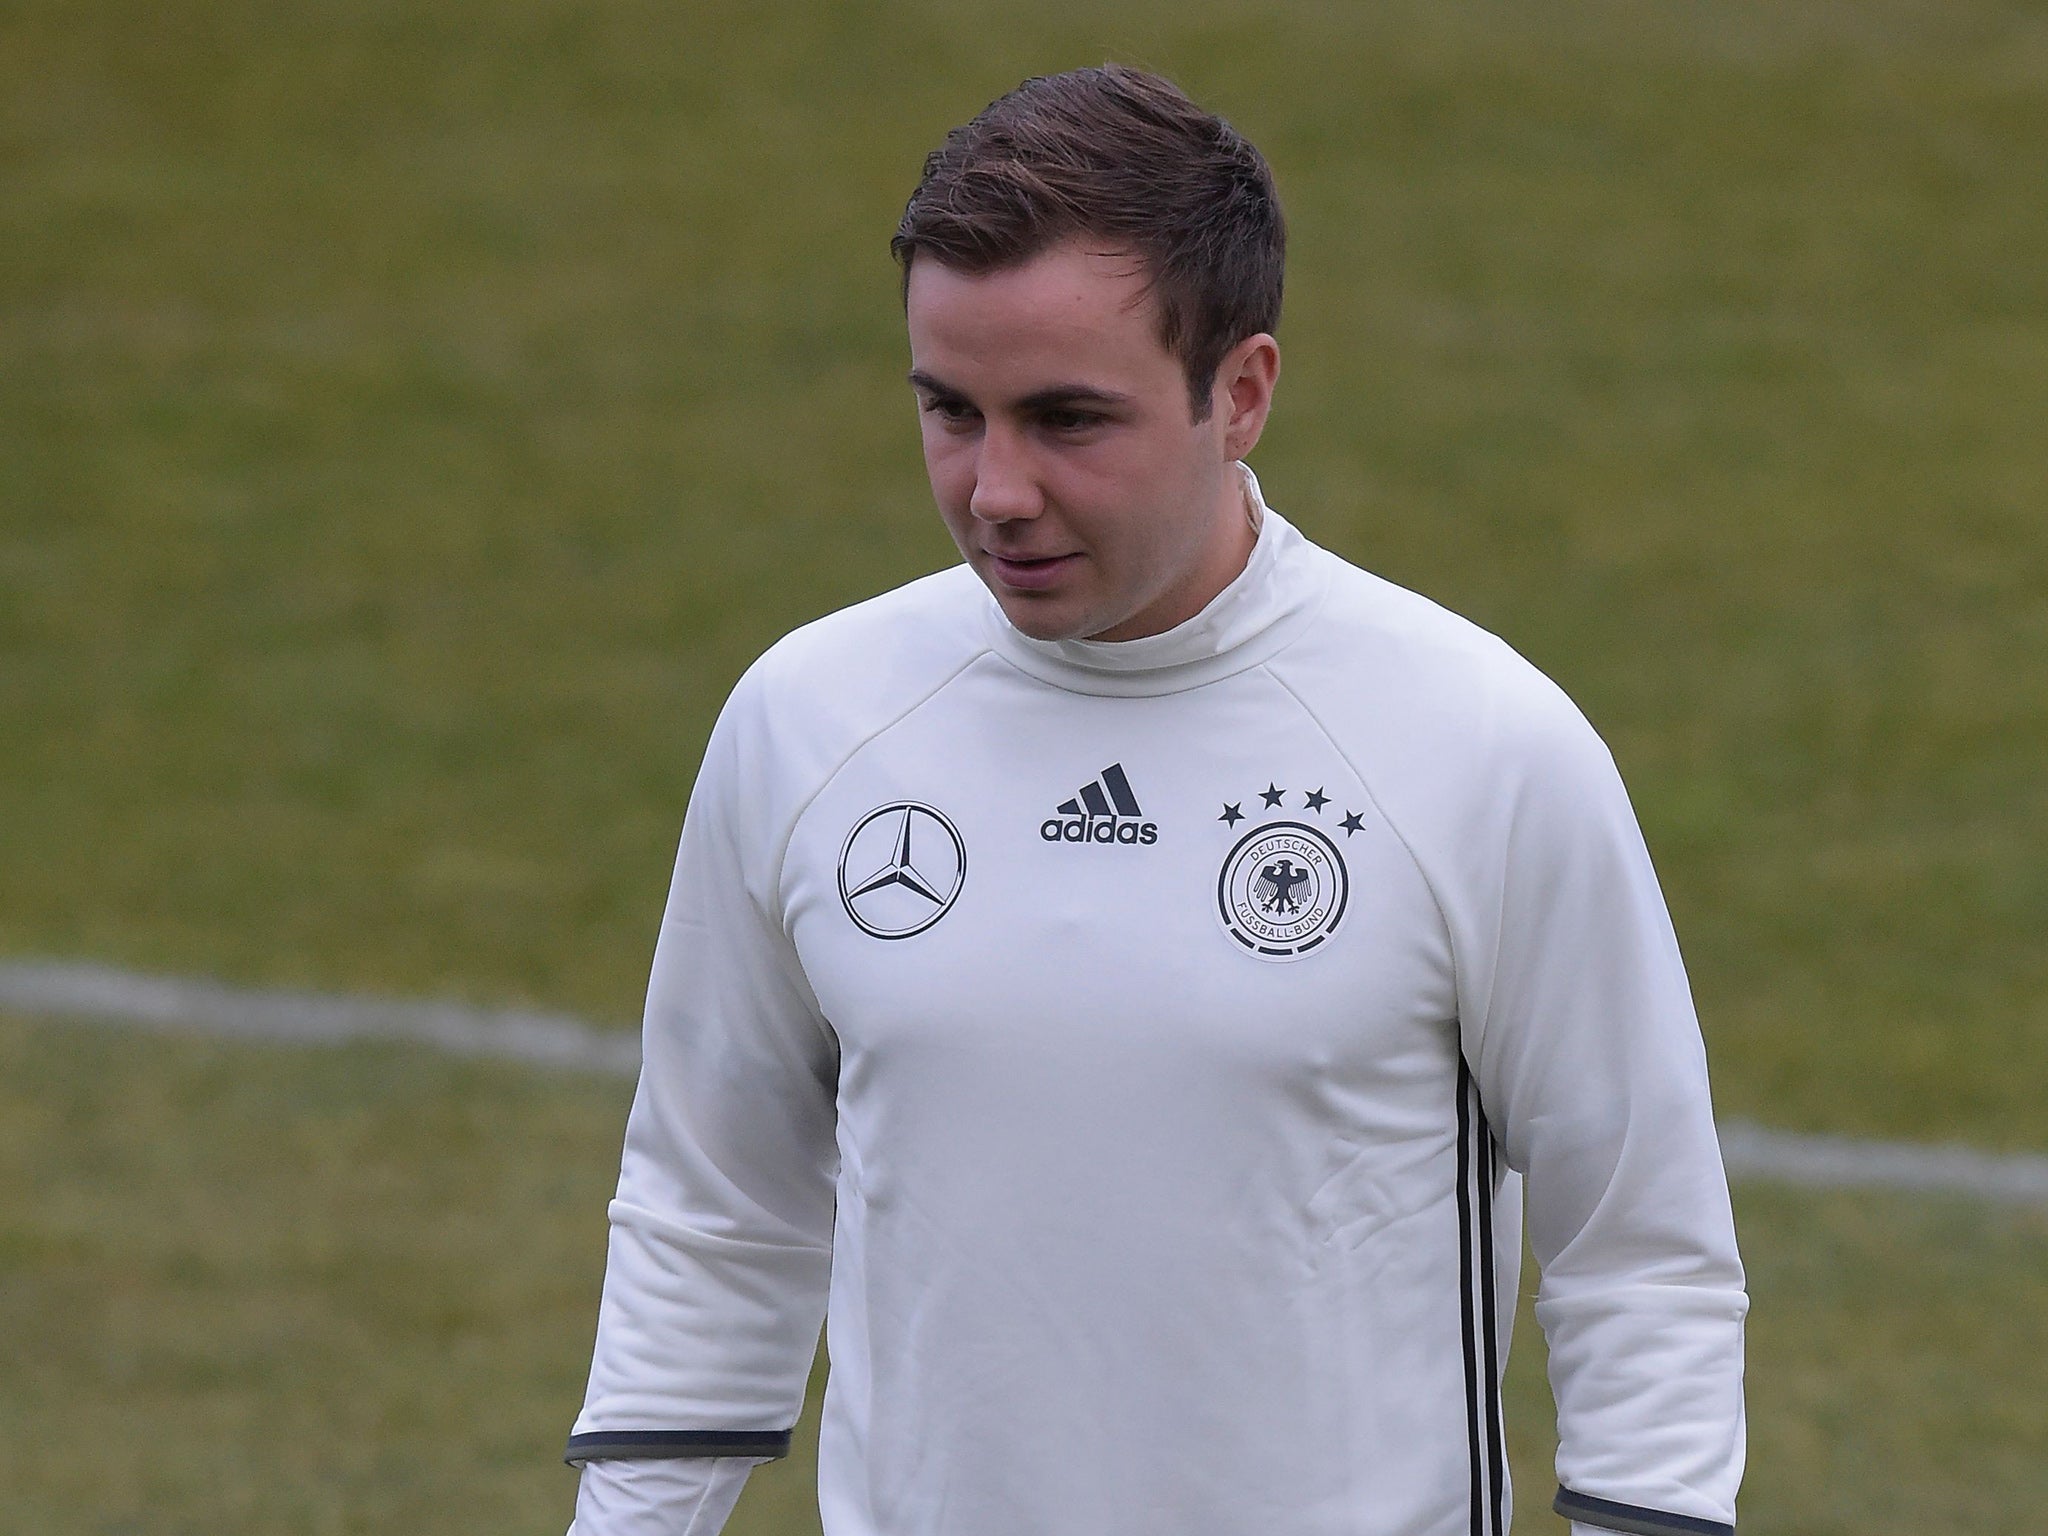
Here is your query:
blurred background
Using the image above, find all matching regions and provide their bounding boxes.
[2,1,2043,1531]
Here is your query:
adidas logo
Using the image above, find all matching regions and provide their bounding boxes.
[1040,763,1160,846]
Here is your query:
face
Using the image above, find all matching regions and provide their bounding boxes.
[905,241,1278,643]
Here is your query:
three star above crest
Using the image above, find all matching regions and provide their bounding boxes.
[1259,783,1286,809]
[1219,802,1244,827]
[1303,787,1329,812]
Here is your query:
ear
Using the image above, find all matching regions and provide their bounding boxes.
[1213,333,1281,461]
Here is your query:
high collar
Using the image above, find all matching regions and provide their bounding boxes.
[983,465,1331,698]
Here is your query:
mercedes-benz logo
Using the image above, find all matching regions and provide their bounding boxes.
[838,802,967,940]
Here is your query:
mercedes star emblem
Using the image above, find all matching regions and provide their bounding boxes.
[838,802,967,939]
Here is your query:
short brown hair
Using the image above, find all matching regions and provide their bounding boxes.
[893,65,1285,420]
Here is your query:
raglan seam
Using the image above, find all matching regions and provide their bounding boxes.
[1259,661,1467,1037]
[766,645,995,924]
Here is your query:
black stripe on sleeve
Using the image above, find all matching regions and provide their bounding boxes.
[1455,1065,1485,1536]
[1553,1485,1735,1536]
[1473,1093,1507,1536]
[563,1428,793,1465]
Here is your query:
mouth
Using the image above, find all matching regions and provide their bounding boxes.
[985,551,1081,592]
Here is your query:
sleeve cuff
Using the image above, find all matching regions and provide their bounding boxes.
[563,1428,793,1465]
[1554,1485,1734,1536]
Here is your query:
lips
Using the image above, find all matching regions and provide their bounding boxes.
[986,551,1081,591]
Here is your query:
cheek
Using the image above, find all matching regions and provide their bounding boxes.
[920,439,980,557]
[919,428,977,505]
[1075,442,1185,542]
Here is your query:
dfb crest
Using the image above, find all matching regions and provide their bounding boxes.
[1215,818,1348,960]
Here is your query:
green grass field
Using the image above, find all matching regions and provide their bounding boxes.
[3,0,2045,1530]
[6,1013,2046,1535]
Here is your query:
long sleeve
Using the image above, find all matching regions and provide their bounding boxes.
[1454,684,1747,1536]
[566,1458,755,1536]
[567,681,840,1503]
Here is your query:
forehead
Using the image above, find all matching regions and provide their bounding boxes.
[904,242,1178,392]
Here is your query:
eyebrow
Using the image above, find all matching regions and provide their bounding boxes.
[907,370,1133,413]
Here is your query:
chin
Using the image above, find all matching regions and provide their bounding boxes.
[1002,607,1092,643]
[992,591,1104,644]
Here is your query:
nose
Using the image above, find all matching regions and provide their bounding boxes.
[968,423,1043,523]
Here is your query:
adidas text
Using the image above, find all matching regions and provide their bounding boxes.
[1040,816,1159,845]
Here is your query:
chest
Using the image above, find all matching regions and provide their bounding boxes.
[781,675,1457,1108]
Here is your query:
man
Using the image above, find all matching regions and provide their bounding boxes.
[566,64,1746,1536]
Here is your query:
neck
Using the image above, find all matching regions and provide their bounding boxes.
[984,482,1328,698]
[1086,464,1260,642]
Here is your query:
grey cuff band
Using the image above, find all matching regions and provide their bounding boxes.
[1554,1485,1735,1536]
[564,1429,793,1465]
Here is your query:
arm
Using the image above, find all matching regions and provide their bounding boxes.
[566,1459,754,1536]
[1458,689,1747,1536]
[566,683,840,1534]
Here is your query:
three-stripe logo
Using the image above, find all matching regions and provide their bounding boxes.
[1040,763,1159,846]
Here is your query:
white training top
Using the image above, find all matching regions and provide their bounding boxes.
[566,470,1747,1536]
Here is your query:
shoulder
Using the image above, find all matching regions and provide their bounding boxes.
[1272,542,1653,1001]
[1276,545,1605,780]
[703,563,992,822]
[734,562,989,732]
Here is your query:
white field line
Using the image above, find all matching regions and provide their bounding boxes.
[4,957,2046,1206]
[0,958,640,1077]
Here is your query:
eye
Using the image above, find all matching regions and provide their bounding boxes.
[1040,408,1106,434]
[920,397,979,429]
